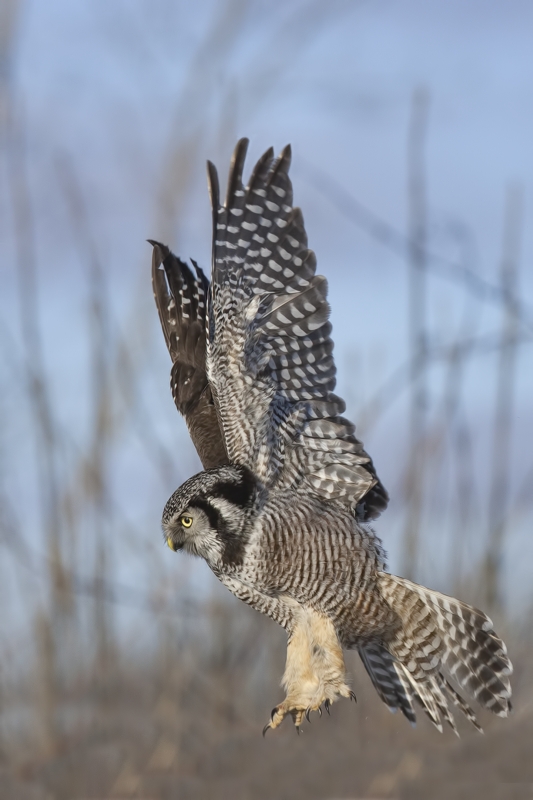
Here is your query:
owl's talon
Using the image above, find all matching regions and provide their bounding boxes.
[350,690,357,703]
[305,708,311,722]
[264,704,285,733]
[318,706,322,717]
[292,709,305,728]
[325,699,330,714]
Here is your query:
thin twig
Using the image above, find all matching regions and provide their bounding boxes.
[483,184,524,610]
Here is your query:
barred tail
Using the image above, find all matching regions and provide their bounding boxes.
[375,572,512,733]
[358,642,416,726]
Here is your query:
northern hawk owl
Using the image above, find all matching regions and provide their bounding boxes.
[150,139,511,735]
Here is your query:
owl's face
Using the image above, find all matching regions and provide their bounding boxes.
[164,503,222,561]
[162,465,260,567]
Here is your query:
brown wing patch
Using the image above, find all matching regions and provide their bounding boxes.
[150,241,227,469]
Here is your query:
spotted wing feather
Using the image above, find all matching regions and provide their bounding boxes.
[206,138,387,519]
[151,241,228,469]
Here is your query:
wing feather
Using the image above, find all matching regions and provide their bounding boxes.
[150,241,228,469]
[206,141,387,518]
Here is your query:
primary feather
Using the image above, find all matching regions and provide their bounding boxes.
[206,138,387,520]
[151,241,227,469]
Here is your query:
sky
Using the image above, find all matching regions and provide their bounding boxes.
[8,0,532,370]
[1,0,532,610]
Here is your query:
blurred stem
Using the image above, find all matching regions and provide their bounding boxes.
[402,87,430,580]
[483,185,523,611]
[35,610,57,756]
[8,108,67,751]
[56,156,115,687]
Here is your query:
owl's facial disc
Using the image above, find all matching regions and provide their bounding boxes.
[163,504,223,562]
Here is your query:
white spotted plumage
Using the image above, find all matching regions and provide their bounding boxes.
[206,139,387,517]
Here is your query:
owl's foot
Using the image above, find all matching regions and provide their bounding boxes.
[262,607,352,735]
[263,686,354,735]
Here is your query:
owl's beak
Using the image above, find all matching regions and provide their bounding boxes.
[166,537,183,552]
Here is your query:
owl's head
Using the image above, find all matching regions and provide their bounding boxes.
[162,465,260,567]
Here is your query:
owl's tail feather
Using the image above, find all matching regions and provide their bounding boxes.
[358,641,417,725]
[376,572,512,733]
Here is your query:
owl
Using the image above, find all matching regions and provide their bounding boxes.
[150,139,511,735]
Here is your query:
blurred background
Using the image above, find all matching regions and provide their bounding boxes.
[1,1,532,798]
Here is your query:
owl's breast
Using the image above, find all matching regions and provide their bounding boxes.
[238,491,382,612]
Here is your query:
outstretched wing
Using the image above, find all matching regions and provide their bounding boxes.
[206,139,388,519]
[150,241,228,469]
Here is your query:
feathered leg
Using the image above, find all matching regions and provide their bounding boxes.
[264,606,352,734]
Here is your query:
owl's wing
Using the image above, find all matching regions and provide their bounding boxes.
[150,241,228,469]
[206,139,388,519]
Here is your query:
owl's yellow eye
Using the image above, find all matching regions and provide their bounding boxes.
[180,515,193,528]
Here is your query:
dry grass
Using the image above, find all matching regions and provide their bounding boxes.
[1,596,532,799]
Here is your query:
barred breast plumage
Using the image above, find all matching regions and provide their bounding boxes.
[151,139,512,736]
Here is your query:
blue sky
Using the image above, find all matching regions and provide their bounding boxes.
[2,0,532,609]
